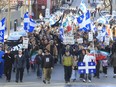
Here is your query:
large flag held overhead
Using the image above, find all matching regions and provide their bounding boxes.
[24,12,30,31]
[28,19,36,32]
[24,12,36,32]
[78,1,87,14]
[0,18,6,43]
[77,10,91,32]
[59,25,64,41]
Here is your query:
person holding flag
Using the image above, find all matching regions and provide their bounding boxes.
[83,49,96,82]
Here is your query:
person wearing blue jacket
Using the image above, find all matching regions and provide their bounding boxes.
[0,46,5,78]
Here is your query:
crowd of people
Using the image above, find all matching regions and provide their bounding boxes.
[0,1,116,84]
[0,21,116,84]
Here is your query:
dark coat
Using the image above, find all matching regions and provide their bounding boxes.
[3,53,14,68]
[14,55,26,69]
[41,54,54,68]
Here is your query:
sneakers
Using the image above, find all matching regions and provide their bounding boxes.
[43,80,46,84]
[88,80,91,83]
[83,79,86,82]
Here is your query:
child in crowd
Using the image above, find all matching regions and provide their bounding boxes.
[71,56,78,82]
[102,58,108,77]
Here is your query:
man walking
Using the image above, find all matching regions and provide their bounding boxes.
[3,48,14,82]
[15,50,26,83]
[42,49,54,84]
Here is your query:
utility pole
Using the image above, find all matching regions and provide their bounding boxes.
[7,0,10,36]
[110,0,112,15]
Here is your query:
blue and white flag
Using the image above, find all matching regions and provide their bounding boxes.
[91,22,97,33]
[59,25,64,41]
[0,18,6,43]
[24,12,30,31]
[0,30,5,43]
[28,19,36,32]
[79,1,87,13]
[77,10,91,32]
[78,62,96,74]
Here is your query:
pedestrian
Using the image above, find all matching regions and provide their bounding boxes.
[35,49,43,79]
[3,48,14,82]
[42,49,54,84]
[71,56,78,82]
[111,52,116,78]
[0,46,5,78]
[83,49,95,83]
[78,49,86,80]
[46,40,58,64]
[15,50,26,83]
[24,49,30,74]
[62,50,73,84]
[102,58,108,77]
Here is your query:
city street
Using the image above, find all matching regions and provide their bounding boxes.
[0,64,116,87]
[0,0,116,87]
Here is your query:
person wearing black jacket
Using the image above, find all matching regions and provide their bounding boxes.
[42,49,54,84]
[3,48,14,82]
[14,50,26,83]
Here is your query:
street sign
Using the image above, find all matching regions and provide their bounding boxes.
[78,62,96,74]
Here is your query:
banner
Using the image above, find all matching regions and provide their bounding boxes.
[63,35,75,44]
[104,36,110,45]
[77,38,83,44]
[88,32,93,41]
[23,37,29,49]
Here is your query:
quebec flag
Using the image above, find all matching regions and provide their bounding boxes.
[24,12,36,32]
[0,18,6,43]
[24,12,30,31]
[59,25,64,41]
[78,62,96,74]
[77,10,91,32]
[28,19,36,32]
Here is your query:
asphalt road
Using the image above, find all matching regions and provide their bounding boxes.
[0,64,116,87]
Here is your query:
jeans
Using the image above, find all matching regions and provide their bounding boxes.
[37,65,42,77]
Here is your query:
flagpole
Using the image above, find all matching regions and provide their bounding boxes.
[7,0,10,36]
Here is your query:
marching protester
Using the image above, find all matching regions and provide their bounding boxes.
[83,49,95,83]
[3,48,14,82]
[42,49,54,84]
[35,49,43,79]
[46,40,58,64]
[14,50,26,83]
[62,50,73,84]
[102,58,108,77]
[78,49,86,80]
[0,46,5,78]
[71,56,78,82]
[111,51,116,78]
